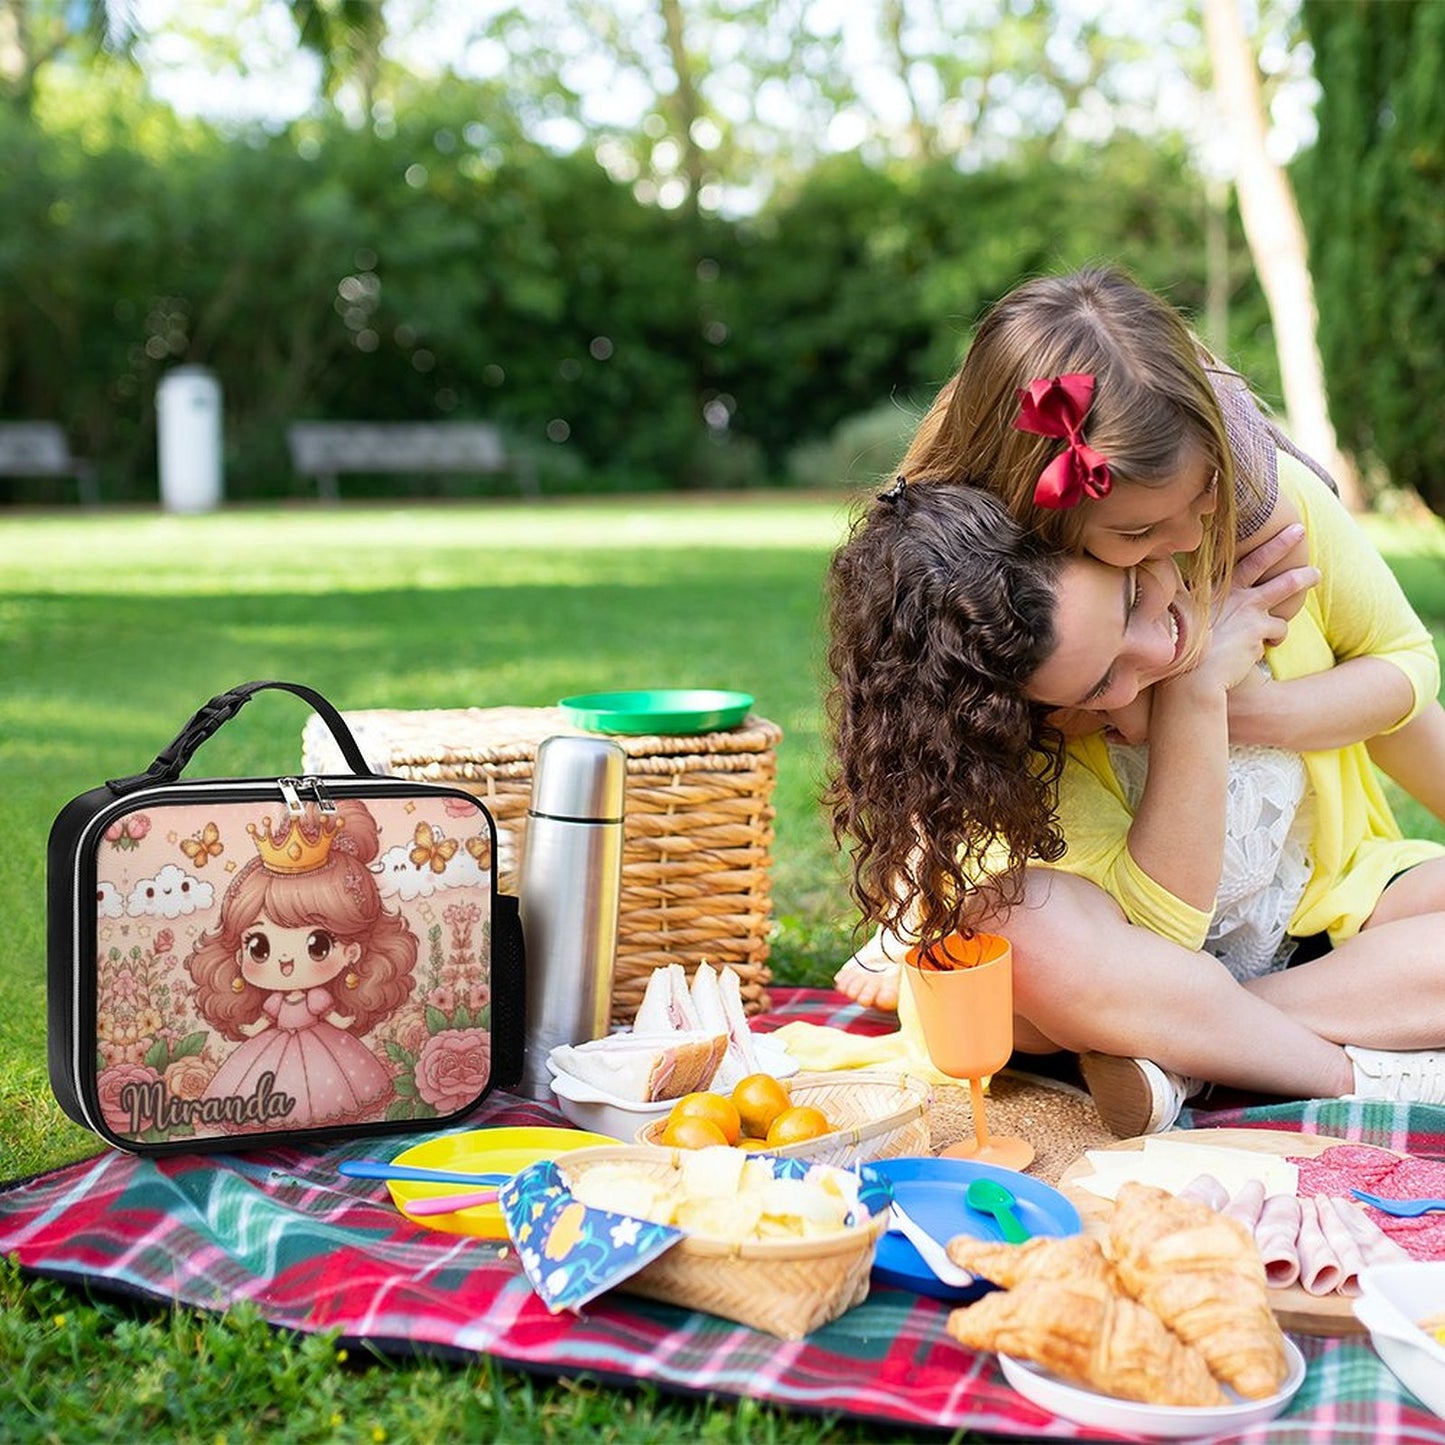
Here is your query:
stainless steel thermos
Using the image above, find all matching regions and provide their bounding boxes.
[517,734,626,1099]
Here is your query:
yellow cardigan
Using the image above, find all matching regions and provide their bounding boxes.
[1042,459,1445,949]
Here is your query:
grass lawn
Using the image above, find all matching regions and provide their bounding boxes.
[3,496,1445,1443]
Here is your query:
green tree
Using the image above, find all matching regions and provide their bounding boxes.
[1298,0,1445,510]
[0,0,138,113]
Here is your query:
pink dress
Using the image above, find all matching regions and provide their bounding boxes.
[204,987,392,1127]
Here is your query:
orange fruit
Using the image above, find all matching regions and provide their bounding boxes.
[659,1115,729,1150]
[765,1104,831,1147]
[731,1073,791,1139]
[667,1091,742,1146]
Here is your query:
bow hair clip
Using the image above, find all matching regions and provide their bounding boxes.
[1013,372,1112,509]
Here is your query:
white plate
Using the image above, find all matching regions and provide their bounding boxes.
[998,1337,1306,1439]
[1355,1262,1445,1417]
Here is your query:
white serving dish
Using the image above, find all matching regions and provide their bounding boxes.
[546,1035,798,1143]
[999,1338,1305,1439]
[548,1070,675,1142]
[1355,1262,1445,1418]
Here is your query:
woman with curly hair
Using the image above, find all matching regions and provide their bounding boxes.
[810,474,1445,1134]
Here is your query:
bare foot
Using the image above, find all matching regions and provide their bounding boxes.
[833,931,902,1011]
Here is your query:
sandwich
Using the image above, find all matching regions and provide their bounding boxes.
[636,962,760,1090]
[549,1031,728,1103]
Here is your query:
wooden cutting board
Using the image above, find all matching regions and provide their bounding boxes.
[1057,1127,1376,1338]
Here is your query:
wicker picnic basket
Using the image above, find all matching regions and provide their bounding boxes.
[300,704,781,1023]
[636,1071,933,1166]
[557,1144,889,1339]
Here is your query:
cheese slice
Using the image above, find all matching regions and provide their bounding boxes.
[1076,1135,1299,1202]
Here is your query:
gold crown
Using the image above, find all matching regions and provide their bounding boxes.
[248,813,344,874]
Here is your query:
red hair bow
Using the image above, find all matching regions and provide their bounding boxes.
[1013,372,1112,509]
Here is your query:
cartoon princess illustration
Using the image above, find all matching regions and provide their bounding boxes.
[187,798,417,1129]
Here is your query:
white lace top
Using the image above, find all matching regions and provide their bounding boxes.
[1106,741,1315,982]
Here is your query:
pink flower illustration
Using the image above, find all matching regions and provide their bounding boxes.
[426,986,458,1016]
[128,813,152,840]
[97,1064,162,1133]
[465,982,491,1013]
[153,928,174,955]
[413,1029,489,1113]
[163,1056,214,1101]
[443,797,477,817]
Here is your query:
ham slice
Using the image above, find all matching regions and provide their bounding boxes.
[1336,1196,1411,1270]
[1309,1195,1365,1295]
[1255,1194,1303,1290]
[1178,1173,1231,1212]
[1296,1195,1344,1296]
[1221,1177,1267,1234]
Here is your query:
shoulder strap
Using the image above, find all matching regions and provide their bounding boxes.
[107,680,376,793]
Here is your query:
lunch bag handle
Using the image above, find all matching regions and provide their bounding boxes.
[107,680,376,793]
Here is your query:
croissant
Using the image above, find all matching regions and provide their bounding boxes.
[1108,1181,1288,1399]
[944,1232,1112,1288]
[946,1275,1226,1408]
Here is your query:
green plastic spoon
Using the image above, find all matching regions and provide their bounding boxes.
[965,1177,1032,1244]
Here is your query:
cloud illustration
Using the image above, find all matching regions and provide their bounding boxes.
[125,864,214,918]
[96,880,124,918]
[375,834,490,901]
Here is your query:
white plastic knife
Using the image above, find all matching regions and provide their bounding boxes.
[887,1202,975,1288]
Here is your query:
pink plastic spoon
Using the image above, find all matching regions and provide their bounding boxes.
[402,1187,501,1217]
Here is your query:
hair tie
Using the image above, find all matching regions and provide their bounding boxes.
[1013,373,1112,509]
[877,475,907,505]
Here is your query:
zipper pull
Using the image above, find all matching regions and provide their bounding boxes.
[278,777,304,816]
[301,775,337,813]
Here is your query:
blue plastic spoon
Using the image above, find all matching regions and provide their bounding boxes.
[1351,1188,1445,1217]
[340,1160,509,1187]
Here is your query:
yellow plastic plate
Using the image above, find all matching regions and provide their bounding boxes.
[387,1126,616,1238]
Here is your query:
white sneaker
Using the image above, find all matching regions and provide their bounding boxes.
[1345,1045,1445,1105]
[1080,1053,1203,1138]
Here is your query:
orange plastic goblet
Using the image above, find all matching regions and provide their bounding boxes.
[903,932,1034,1171]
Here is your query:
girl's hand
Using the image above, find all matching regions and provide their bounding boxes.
[1236,490,1310,622]
[1176,524,1319,695]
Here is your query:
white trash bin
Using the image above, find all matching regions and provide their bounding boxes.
[157,365,223,513]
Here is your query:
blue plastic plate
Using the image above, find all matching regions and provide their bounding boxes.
[865,1156,1082,1303]
[558,689,753,735]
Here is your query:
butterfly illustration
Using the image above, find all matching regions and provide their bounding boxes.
[464,835,492,867]
[180,821,223,867]
[410,822,459,873]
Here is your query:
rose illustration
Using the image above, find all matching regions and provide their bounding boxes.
[413,1028,490,1113]
[163,1056,214,1101]
[97,1063,162,1133]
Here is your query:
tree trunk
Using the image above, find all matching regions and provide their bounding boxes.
[1201,0,1363,509]
[658,0,705,224]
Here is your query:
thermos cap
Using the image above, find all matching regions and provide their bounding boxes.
[529,734,627,821]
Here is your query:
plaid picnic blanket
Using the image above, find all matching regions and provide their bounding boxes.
[4,987,1444,1442]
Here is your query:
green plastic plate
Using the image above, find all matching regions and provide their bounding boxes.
[558,688,754,735]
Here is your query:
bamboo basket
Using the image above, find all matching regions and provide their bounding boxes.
[557,1144,888,1339]
[300,704,781,1023]
[637,1071,933,1166]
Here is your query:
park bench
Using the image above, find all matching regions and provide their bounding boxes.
[286,421,538,502]
[0,423,98,505]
